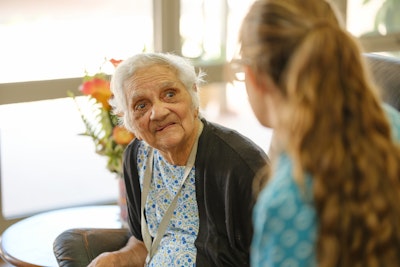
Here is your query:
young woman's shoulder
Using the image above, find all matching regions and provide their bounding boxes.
[252,153,317,267]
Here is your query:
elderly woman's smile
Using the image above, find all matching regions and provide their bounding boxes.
[155,122,176,132]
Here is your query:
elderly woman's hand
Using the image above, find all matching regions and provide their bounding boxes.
[88,252,120,267]
[87,236,147,267]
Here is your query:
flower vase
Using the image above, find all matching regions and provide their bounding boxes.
[118,176,129,228]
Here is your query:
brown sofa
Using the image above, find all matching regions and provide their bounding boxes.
[52,53,400,267]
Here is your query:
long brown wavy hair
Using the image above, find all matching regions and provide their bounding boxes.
[239,0,400,266]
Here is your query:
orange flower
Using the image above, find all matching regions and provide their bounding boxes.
[110,58,123,68]
[113,126,135,145]
[80,77,112,110]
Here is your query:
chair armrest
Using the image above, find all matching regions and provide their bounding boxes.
[365,53,400,111]
[53,228,131,267]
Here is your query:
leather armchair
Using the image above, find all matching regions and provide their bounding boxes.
[52,53,400,267]
[53,228,131,267]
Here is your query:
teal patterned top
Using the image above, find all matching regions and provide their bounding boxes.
[137,142,199,267]
[251,153,317,267]
[251,104,400,267]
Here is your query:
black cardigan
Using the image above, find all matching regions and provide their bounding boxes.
[123,118,269,266]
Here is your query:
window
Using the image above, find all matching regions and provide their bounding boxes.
[344,0,400,56]
[180,0,228,61]
[0,0,153,219]
[0,0,153,83]
[180,0,255,62]
[347,0,400,37]
[0,99,120,218]
[179,0,273,150]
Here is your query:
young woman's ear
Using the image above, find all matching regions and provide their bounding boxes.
[245,65,266,93]
[245,65,275,94]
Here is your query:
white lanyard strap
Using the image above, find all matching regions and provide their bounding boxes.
[141,122,203,264]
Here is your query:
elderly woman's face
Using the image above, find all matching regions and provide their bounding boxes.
[125,65,199,152]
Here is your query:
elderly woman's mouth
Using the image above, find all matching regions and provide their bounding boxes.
[156,123,176,132]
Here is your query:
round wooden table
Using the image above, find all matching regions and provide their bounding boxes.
[0,205,122,267]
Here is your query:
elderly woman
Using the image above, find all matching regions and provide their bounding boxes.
[88,52,268,267]
[237,0,400,266]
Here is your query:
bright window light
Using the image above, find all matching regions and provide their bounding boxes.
[0,0,153,83]
[0,98,120,218]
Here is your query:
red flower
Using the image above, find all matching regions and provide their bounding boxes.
[110,58,123,68]
[79,77,112,110]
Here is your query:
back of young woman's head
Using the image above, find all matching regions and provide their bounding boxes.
[240,0,400,266]
[239,0,341,85]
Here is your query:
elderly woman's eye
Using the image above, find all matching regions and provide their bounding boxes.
[165,90,176,98]
[134,102,147,111]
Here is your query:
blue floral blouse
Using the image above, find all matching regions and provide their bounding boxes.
[137,142,199,267]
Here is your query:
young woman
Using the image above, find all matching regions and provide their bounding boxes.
[236,0,400,266]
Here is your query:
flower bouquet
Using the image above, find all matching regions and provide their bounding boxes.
[68,59,135,176]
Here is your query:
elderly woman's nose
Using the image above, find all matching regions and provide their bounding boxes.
[150,102,168,119]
